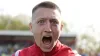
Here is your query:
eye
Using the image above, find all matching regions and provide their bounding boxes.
[37,20,45,24]
[50,19,58,24]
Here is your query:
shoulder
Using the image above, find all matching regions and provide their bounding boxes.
[61,44,73,52]
[60,44,75,56]
[12,50,21,56]
[12,45,34,56]
[61,45,81,56]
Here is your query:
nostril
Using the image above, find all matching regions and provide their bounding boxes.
[44,27,52,33]
[44,27,51,31]
[44,31,52,33]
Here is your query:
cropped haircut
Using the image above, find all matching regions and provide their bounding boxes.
[32,1,61,17]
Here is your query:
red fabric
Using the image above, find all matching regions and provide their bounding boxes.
[12,41,75,56]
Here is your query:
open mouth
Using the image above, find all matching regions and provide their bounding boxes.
[42,36,52,45]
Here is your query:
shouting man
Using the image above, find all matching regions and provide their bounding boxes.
[13,1,75,56]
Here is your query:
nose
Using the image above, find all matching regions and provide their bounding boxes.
[44,21,52,33]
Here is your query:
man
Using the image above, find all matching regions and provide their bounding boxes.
[12,1,75,56]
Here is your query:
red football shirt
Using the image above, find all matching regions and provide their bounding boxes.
[12,41,75,56]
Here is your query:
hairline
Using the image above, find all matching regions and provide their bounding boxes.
[32,7,61,22]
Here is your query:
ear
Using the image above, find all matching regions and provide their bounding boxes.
[60,22,63,31]
[29,22,33,32]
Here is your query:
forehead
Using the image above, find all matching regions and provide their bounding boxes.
[32,8,61,20]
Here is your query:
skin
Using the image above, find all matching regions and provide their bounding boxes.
[29,8,63,52]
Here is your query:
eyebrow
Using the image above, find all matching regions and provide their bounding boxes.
[37,18,47,21]
[36,17,59,21]
[49,18,59,21]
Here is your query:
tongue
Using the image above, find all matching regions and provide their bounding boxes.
[43,39,51,45]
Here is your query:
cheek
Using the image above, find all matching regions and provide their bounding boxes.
[32,25,44,39]
[33,25,42,38]
[32,24,41,33]
[52,25,61,39]
[33,26,42,46]
[52,25,61,32]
